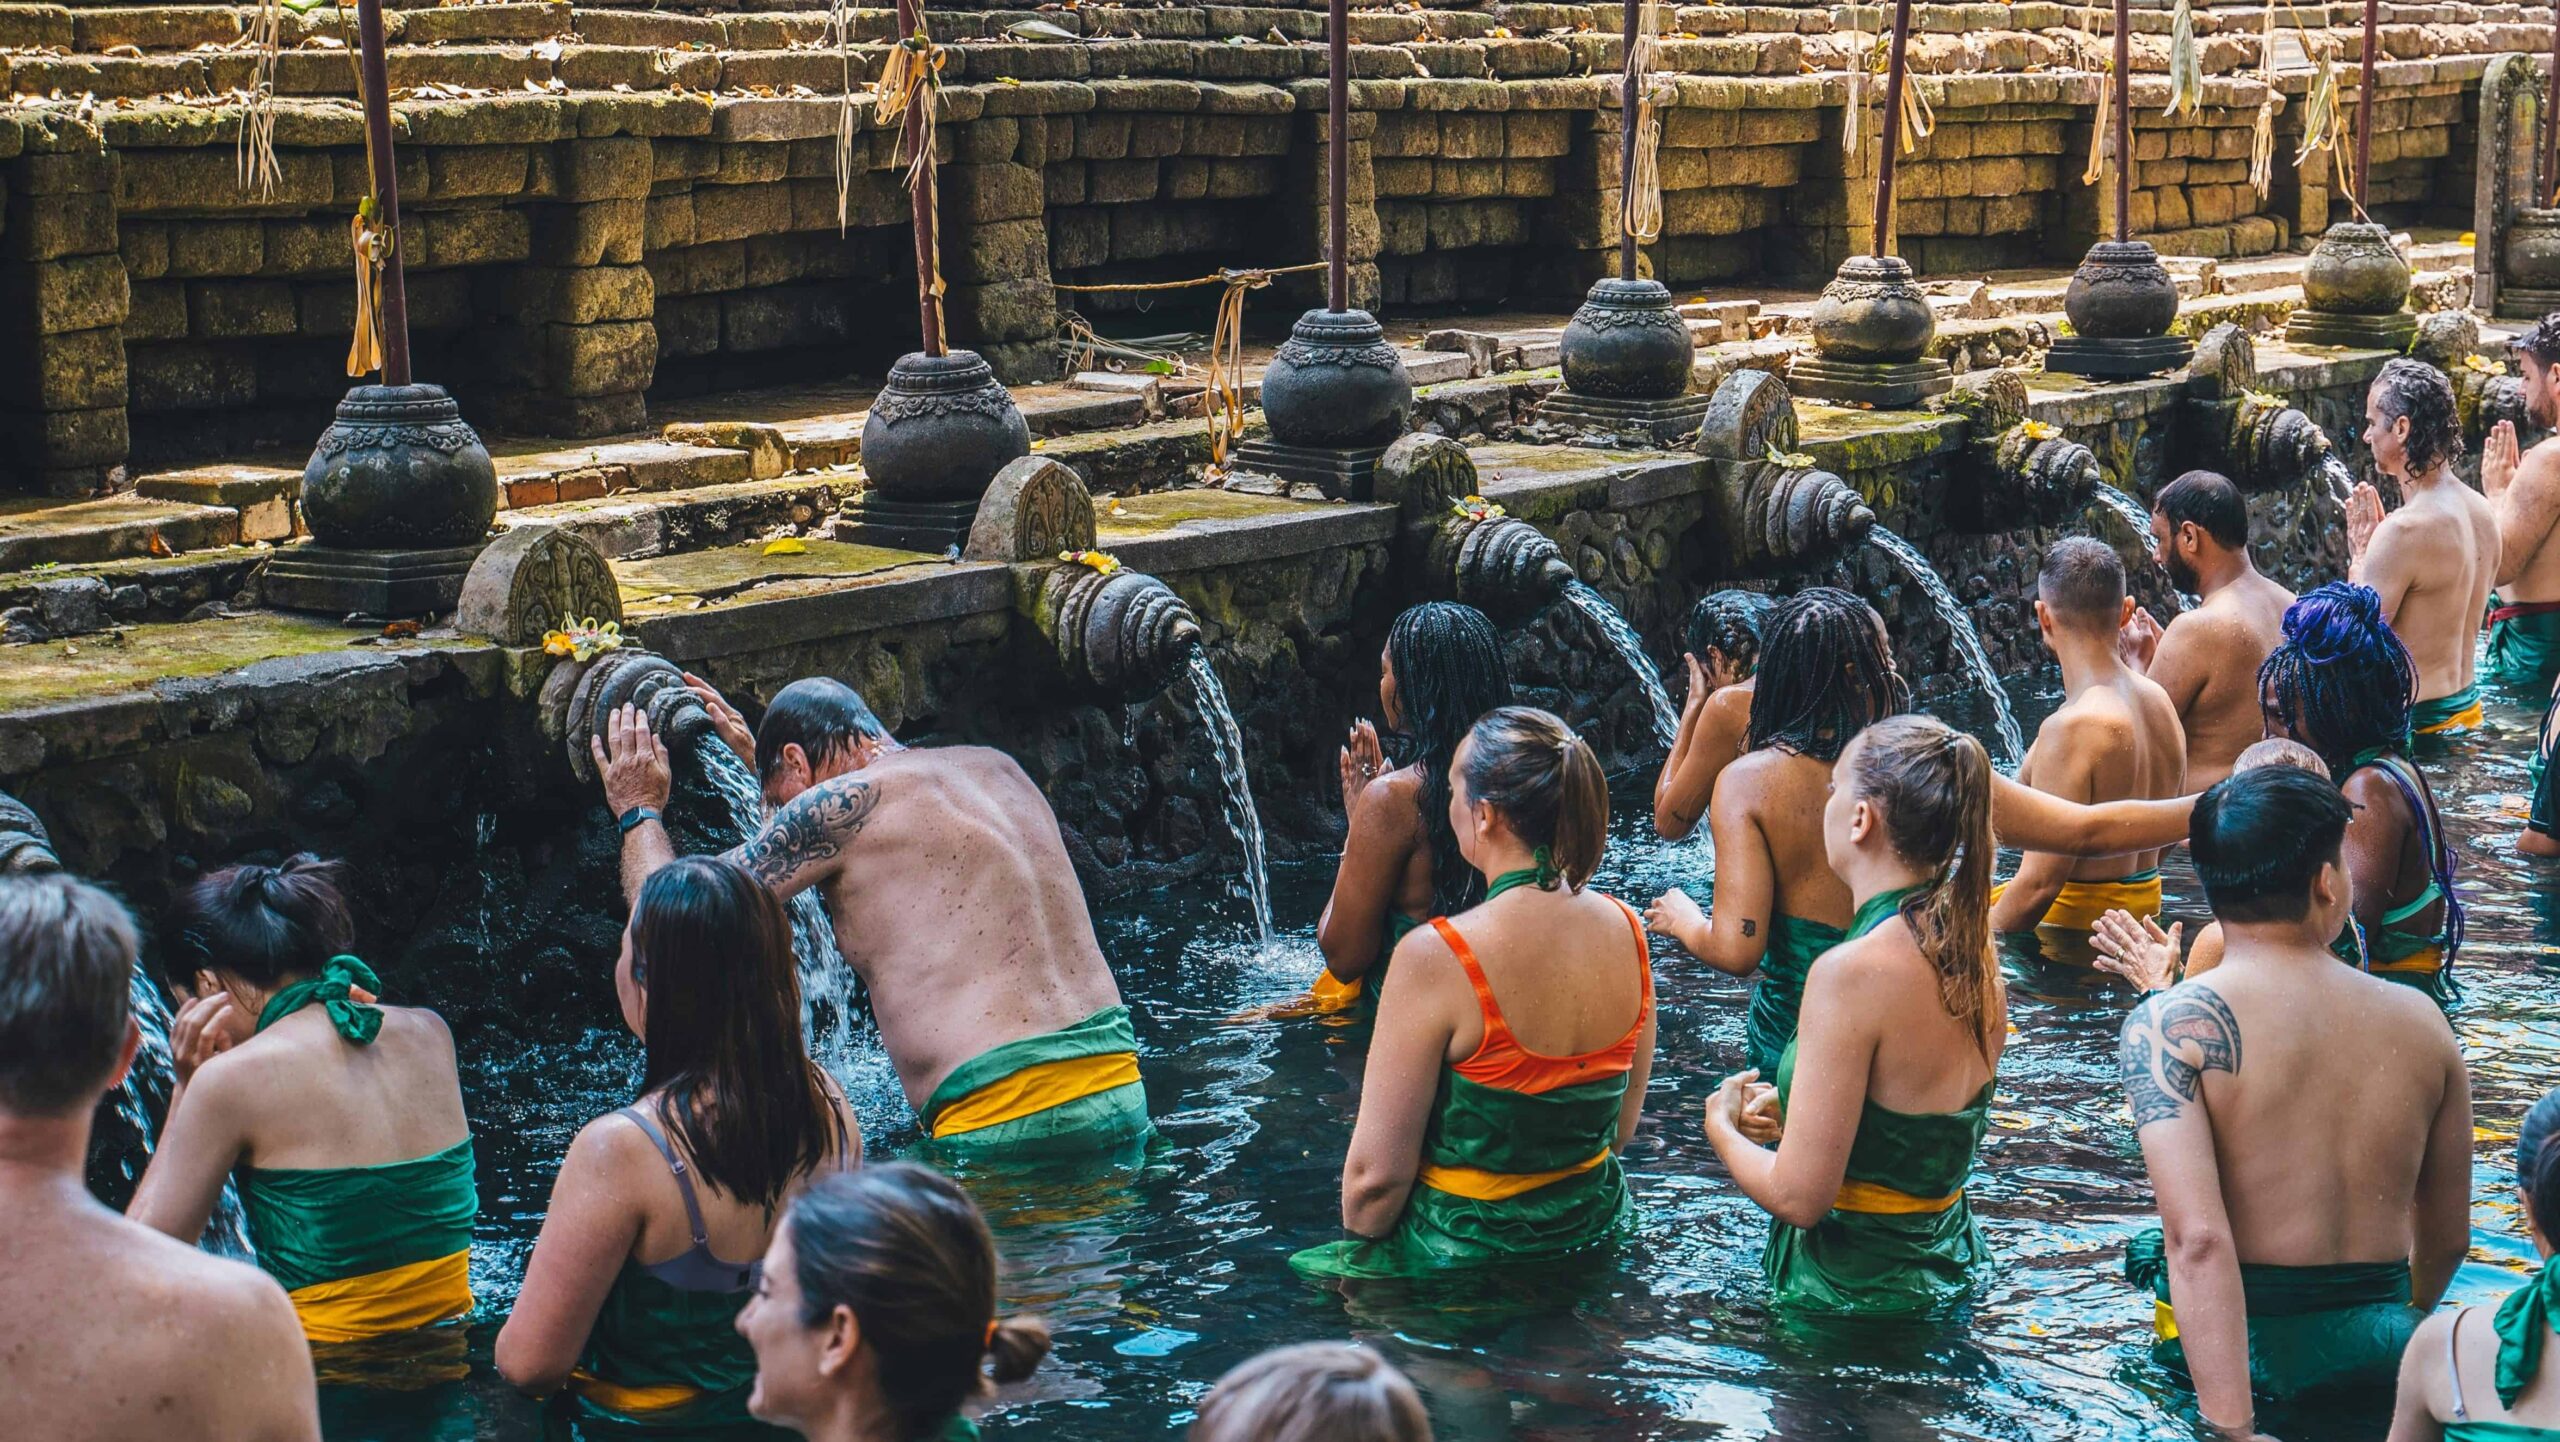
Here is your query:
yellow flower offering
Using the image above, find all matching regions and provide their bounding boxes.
[1059,549,1122,576]
[540,617,626,663]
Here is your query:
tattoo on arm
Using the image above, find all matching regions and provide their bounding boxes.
[737,778,881,886]
[2118,987,2243,1128]
[1741,918,1756,938]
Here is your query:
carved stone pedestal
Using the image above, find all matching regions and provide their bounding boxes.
[1234,309,1413,500]
[2046,241,2194,380]
[2285,222,2416,352]
[263,383,498,619]
[1535,279,1711,443]
[1790,256,1953,409]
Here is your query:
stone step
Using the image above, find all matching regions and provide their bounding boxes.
[0,495,244,574]
[134,463,301,543]
[497,472,855,560]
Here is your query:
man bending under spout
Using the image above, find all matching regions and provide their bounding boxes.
[2120,766,2470,1429]
[596,677,1147,1156]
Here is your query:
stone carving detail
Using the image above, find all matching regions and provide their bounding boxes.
[1041,565,1203,696]
[2476,53,2550,313]
[1376,433,1479,520]
[1697,369,1872,564]
[2187,323,2257,402]
[312,420,480,457]
[0,790,59,875]
[1695,368,1798,461]
[1272,337,1403,370]
[546,648,715,785]
[964,457,1097,563]
[299,383,500,552]
[455,526,622,645]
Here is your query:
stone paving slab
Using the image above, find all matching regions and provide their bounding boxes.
[1096,488,1392,572]
[0,494,241,572]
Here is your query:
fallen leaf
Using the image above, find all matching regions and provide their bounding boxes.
[763,537,809,555]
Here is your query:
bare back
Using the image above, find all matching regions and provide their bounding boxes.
[2364,478,2500,702]
[2159,951,2460,1266]
[737,746,1122,1110]
[1730,749,1852,929]
[2152,573,2292,787]
[220,1006,470,1170]
[2498,432,2560,606]
[9,1184,318,1441]
[1426,885,1651,1064]
[2019,670,2187,881]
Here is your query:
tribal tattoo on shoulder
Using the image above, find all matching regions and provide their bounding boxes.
[2117,986,2242,1128]
[737,777,882,887]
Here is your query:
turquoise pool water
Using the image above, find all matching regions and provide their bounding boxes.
[316,677,2560,1440]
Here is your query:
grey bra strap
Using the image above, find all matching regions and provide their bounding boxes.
[618,1104,711,1248]
[2449,1305,2473,1424]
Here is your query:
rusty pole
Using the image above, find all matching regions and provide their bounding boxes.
[2355,0,2377,211]
[2112,0,2131,243]
[2547,4,2559,205]
[897,0,943,355]
[1872,0,1916,258]
[1329,0,1350,312]
[354,0,410,385]
[1620,0,1640,279]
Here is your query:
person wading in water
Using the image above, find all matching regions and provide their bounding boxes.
[1703,714,2005,1315]
[2346,358,2501,739]
[1313,601,1513,1011]
[598,677,1145,1156]
[2477,316,2560,700]
[1653,589,1775,842]
[2117,470,2296,789]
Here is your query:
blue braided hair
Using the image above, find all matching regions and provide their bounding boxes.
[2256,581,2416,776]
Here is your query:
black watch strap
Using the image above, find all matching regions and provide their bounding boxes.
[617,805,662,834]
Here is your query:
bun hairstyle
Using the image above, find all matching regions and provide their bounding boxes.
[1843,715,2000,1056]
[1188,1342,1434,1442]
[1455,706,1609,892]
[163,853,354,992]
[786,1163,1050,1441]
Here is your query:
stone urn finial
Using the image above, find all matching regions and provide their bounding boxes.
[1033,559,1204,697]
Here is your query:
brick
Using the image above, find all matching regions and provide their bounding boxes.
[125,281,186,342]
[943,163,1044,222]
[128,343,256,413]
[0,327,126,411]
[546,321,657,398]
[187,281,297,338]
[527,199,641,266]
[15,255,129,335]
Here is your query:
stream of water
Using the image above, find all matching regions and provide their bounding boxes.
[693,737,866,1067]
[116,967,252,1256]
[1186,646,1274,942]
[2087,483,2192,615]
[1562,579,1682,751]
[1866,526,2028,762]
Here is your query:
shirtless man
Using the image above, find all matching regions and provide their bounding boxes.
[0,872,318,1442]
[2348,358,2502,737]
[2478,315,2560,697]
[2119,766,2469,1428]
[1989,539,2186,950]
[2118,471,2294,787]
[598,676,1147,1155]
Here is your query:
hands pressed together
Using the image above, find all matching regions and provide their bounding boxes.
[1703,1068,1783,1146]
[2088,908,2183,993]
[1338,719,1386,816]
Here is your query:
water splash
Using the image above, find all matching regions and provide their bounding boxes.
[1560,580,1681,751]
[692,738,865,1063]
[1185,647,1273,941]
[1866,526,2027,763]
[2320,454,2357,506]
[2087,483,2190,615]
[118,969,252,1257]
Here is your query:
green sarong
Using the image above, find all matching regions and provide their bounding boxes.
[2414,684,2486,737]
[2487,598,2560,696]
[1746,914,1842,1080]
[919,1005,1150,1156]
[566,1264,784,1438]
[2126,1226,2421,1399]
[1761,1037,1993,1314]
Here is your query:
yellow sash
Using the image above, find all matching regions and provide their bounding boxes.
[2040,873,2163,932]
[1309,968,1364,1013]
[1833,1180,1963,1215]
[288,1249,473,1345]
[1418,1148,1609,1202]
[2416,700,2484,735]
[2155,1299,2180,1340]
[929,1050,1142,1138]
[2370,944,2445,976]
[570,1370,704,1416]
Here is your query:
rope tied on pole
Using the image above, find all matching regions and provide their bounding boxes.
[346,204,388,377]
[874,19,950,341]
[1621,2,1672,244]
[1050,262,1329,472]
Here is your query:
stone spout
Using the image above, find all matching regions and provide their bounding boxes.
[0,790,60,874]
[1696,368,1876,569]
[1034,562,1205,697]
[1938,370,2096,529]
[1428,510,1575,624]
[543,646,716,784]
[2180,323,2335,492]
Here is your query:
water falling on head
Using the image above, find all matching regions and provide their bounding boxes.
[1746,586,1909,764]
[2257,580,2417,777]
[1384,602,1513,916]
[1685,589,1777,682]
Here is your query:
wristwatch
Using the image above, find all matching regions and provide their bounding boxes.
[617,805,662,834]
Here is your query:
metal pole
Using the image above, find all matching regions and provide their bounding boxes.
[897,0,943,355]
[2112,0,2131,242]
[354,0,410,385]
[1620,0,1640,280]
[1329,0,1349,312]
[2355,0,2377,210]
[1872,0,1915,258]
[2546,7,2559,206]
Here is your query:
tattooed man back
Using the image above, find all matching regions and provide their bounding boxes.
[600,677,1146,1154]
[2118,766,2470,1435]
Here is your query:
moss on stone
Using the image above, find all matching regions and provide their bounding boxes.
[613,539,935,602]
[0,614,455,711]
[1094,489,1339,537]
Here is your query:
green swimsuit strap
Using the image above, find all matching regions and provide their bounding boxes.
[1847,885,1923,940]
[256,954,386,1043]
[2495,1264,2560,1407]
[1483,846,1565,901]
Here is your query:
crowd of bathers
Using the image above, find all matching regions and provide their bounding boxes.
[15,327,2560,1441]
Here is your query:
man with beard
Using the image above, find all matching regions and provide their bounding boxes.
[2480,314,2560,698]
[2118,471,2296,788]
[2346,360,2500,739]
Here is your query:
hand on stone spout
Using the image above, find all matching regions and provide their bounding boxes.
[2117,606,2164,672]
[2346,481,2387,561]
[682,672,755,768]
[2485,419,2522,501]
[596,702,673,819]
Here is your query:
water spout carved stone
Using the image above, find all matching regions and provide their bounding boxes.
[1038,565,1204,697]
[547,648,715,785]
[0,790,59,874]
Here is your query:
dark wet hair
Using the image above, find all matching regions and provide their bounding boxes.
[1456,706,1608,892]
[1684,590,1775,676]
[2154,470,2249,551]
[1189,1343,1433,1442]
[2038,536,2126,627]
[2371,357,2465,478]
[787,1163,1049,1440]
[2190,765,2353,924]
[1843,715,2000,1057]
[163,853,354,993]
[1746,587,1908,763]
[632,856,837,1212]
[2516,313,2560,367]
[1385,602,1513,915]
[2257,582,2416,776]
[756,678,889,788]
[0,873,138,1117]
[2519,1088,2560,1191]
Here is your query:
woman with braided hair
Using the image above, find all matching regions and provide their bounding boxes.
[2260,581,2465,1003]
[1313,602,1514,1010]
[1654,589,1776,841]
[1703,714,2005,1314]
